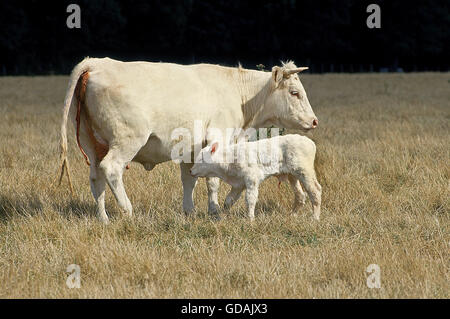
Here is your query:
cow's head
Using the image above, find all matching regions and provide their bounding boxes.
[264,61,318,131]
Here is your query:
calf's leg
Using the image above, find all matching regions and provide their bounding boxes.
[206,177,220,216]
[224,185,245,209]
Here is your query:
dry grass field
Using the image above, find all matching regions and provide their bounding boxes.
[0,72,448,298]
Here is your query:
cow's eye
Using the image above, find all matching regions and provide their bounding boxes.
[290,91,299,96]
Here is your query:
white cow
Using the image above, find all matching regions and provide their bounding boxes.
[59,57,318,223]
[190,134,322,221]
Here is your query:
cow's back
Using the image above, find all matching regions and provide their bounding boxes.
[80,58,243,166]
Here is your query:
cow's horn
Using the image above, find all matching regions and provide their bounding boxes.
[284,67,309,76]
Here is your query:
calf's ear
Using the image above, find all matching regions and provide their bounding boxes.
[211,142,219,154]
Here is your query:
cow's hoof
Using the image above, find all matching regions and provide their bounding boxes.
[209,213,221,221]
[98,217,110,225]
[184,210,195,218]
[97,211,110,224]
[208,202,220,214]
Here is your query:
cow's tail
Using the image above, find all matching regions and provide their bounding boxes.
[58,58,91,195]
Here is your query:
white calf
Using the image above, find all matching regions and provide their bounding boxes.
[190,134,322,221]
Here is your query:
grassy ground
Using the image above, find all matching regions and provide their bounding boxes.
[0,73,448,298]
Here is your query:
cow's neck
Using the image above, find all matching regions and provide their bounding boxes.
[237,70,273,129]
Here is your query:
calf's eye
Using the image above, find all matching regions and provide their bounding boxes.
[290,91,299,97]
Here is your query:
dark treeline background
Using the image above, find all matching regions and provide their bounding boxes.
[0,0,449,75]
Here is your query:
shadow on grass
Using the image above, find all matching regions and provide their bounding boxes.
[257,199,290,216]
[0,194,43,222]
[225,199,290,219]
[0,193,103,222]
[52,199,98,220]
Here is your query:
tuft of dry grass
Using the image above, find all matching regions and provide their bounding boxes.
[0,73,448,298]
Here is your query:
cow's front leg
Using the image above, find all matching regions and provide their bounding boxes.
[245,183,259,222]
[180,163,197,214]
[206,177,220,217]
[287,175,307,214]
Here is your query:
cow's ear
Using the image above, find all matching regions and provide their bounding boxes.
[272,66,284,86]
[211,142,219,154]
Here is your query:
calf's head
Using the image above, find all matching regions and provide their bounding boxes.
[190,142,222,178]
[264,61,318,131]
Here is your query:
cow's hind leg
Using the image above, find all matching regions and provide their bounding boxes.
[90,164,109,224]
[77,124,109,223]
[99,143,144,218]
[100,156,132,217]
